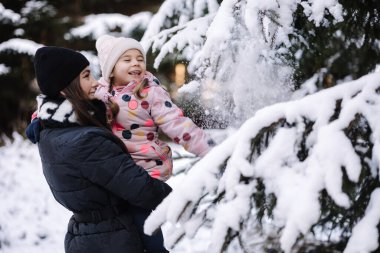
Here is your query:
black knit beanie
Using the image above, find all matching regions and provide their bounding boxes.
[34,46,89,97]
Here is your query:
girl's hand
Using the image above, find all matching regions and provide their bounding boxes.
[94,84,111,103]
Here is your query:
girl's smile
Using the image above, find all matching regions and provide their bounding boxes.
[112,49,146,86]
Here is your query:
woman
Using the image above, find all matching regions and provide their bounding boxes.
[26,46,172,253]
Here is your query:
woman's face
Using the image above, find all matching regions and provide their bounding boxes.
[112,49,146,86]
[80,67,99,99]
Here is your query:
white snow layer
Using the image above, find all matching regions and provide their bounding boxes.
[145,71,380,253]
[67,12,152,40]
[0,38,43,56]
[0,134,71,253]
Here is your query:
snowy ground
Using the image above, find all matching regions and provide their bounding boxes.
[0,130,227,253]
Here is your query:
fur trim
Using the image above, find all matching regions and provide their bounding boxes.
[36,95,109,129]
[37,95,77,124]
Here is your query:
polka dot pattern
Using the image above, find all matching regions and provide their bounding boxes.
[135,131,145,137]
[110,76,210,181]
[128,111,138,118]
[141,101,149,109]
[144,119,154,127]
[131,124,139,130]
[122,94,131,101]
[128,100,138,110]
[122,130,132,139]
[156,116,165,125]
[147,132,154,141]
[183,133,191,141]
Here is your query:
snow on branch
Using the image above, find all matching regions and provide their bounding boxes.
[142,0,343,71]
[141,0,344,125]
[0,3,22,24]
[0,39,99,77]
[0,64,10,75]
[344,189,380,253]
[0,38,43,56]
[67,12,152,40]
[300,0,343,26]
[141,0,219,52]
[145,71,380,253]
[149,14,215,69]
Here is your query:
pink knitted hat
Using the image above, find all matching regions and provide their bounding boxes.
[96,35,146,82]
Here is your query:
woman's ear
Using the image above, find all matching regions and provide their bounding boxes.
[60,91,66,97]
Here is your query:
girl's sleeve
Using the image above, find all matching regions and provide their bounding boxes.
[94,77,112,103]
[150,85,214,157]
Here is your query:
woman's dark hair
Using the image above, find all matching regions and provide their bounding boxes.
[62,76,128,153]
[62,76,109,129]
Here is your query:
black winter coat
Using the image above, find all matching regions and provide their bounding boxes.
[31,96,172,253]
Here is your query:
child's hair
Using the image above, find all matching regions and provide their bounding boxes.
[132,78,149,99]
[109,77,149,99]
[107,97,120,124]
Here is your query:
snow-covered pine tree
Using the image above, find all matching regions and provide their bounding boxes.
[0,2,46,141]
[286,0,380,90]
[141,0,380,252]
[141,0,379,124]
[143,0,285,126]
[145,70,380,253]
[0,0,87,141]
[140,0,347,126]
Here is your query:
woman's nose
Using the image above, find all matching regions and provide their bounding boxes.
[93,81,100,89]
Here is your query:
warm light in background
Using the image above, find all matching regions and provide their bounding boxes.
[175,63,186,86]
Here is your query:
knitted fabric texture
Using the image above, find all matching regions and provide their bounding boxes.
[34,46,89,97]
[96,35,146,83]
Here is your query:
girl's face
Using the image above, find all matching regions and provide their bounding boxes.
[79,67,99,99]
[112,49,146,86]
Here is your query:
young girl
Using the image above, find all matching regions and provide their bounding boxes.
[95,35,215,252]
[26,46,172,253]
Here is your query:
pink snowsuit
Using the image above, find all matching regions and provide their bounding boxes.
[96,72,213,181]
